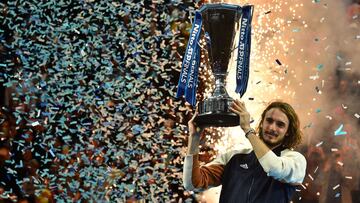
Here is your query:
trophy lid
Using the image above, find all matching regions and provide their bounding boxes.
[199,3,243,12]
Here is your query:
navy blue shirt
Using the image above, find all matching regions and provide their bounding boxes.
[219,146,296,203]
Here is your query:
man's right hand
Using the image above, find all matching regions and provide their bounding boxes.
[188,106,203,136]
[186,105,204,155]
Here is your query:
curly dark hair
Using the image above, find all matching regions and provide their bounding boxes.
[256,101,303,149]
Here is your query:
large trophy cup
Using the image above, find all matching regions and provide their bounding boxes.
[177,3,254,127]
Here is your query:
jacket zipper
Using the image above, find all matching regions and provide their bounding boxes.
[247,177,254,203]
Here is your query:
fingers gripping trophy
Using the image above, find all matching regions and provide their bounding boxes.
[176,3,254,127]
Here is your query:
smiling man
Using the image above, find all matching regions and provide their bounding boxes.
[183,100,307,203]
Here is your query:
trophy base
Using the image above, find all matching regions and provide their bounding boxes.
[194,97,240,127]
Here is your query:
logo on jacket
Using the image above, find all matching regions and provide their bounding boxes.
[239,163,248,169]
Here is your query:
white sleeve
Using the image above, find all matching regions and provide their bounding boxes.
[183,155,196,191]
[206,148,253,166]
[258,149,307,184]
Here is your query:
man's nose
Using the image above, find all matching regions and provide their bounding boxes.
[268,122,277,131]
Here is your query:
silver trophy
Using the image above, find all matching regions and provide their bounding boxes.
[194,4,253,127]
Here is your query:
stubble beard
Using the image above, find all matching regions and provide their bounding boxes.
[259,131,283,149]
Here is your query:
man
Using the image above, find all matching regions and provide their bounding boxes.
[183,100,307,202]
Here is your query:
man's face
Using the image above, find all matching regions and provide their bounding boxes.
[260,108,289,149]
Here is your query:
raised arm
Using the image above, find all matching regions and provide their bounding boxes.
[183,110,224,190]
[229,99,271,159]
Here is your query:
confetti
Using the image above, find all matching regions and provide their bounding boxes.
[31,121,40,126]
[334,124,347,136]
[315,141,323,147]
[308,174,314,181]
[314,166,319,174]
[316,64,323,71]
[354,113,360,119]
[275,59,282,66]
[0,0,200,201]
[309,73,320,80]
[345,61,352,66]
[325,115,333,120]
[333,184,340,190]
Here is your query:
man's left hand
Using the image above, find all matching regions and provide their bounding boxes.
[229,99,251,132]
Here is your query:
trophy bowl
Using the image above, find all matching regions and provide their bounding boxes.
[194,4,246,127]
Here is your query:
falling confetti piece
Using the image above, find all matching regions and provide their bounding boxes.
[333,184,340,190]
[316,141,323,147]
[334,124,347,136]
[309,73,320,80]
[336,55,343,61]
[275,59,282,66]
[325,115,333,120]
[31,121,40,126]
[314,166,319,174]
[355,113,360,119]
[265,10,271,14]
[308,174,314,181]
[337,161,344,166]
[316,64,324,71]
